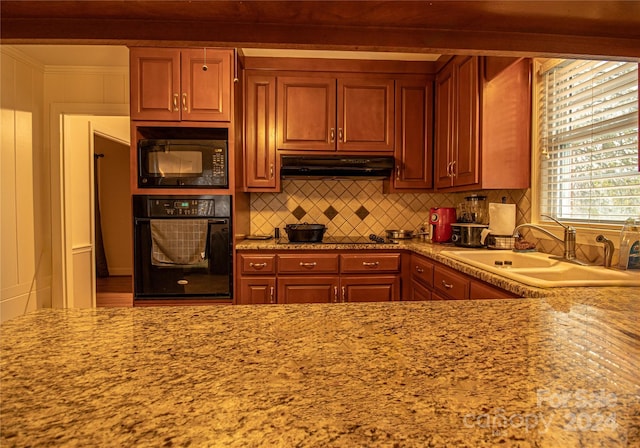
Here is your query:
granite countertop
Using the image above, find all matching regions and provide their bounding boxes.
[2,297,639,447]
[236,238,638,300]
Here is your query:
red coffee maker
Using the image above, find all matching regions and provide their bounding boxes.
[429,207,457,242]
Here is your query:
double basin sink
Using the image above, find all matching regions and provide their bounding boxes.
[441,250,640,288]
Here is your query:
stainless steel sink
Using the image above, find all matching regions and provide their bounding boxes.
[441,250,640,288]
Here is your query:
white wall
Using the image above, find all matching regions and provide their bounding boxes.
[0,45,129,322]
[1,48,49,322]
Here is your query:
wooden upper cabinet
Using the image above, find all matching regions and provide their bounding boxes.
[434,55,532,191]
[454,56,480,187]
[434,55,479,190]
[181,49,232,122]
[130,47,232,122]
[276,75,394,152]
[277,76,336,151]
[338,78,394,152]
[392,78,434,190]
[244,74,278,190]
[130,48,181,121]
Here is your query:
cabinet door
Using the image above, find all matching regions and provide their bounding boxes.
[277,277,339,304]
[434,63,455,189]
[130,48,181,121]
[406,279,432,301]
[245,75,277,189]
[393,79,433,189]
[340,276,399,302]
[452,55,479,187]
[181,49,232,122]
[338,78,394,152]
[238,277,276,304]
[277,76,336,151]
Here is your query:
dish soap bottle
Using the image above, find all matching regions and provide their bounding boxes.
[618,217,640,270]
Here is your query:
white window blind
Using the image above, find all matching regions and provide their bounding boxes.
[538,59,639,224]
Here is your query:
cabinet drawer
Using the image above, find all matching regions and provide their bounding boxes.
[277,254,339,274]
[240,254,276,275]
[410,254,434,287]
[433,265,470,300]
[340,253,401,273]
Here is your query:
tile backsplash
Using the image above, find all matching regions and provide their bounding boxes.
[249,180,529,237]
[249,181,609,264]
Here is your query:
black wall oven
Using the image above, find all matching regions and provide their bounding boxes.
[138,139,228,188]
[133,195,232,303]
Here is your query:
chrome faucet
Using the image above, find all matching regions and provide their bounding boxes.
[513,215,587,265]
[595,234,614,268]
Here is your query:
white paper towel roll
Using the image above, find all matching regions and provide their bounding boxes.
[488,203,516,236]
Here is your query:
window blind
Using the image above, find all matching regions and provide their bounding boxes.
[538,59,639,224]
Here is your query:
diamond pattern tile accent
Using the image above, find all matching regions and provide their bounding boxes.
[291,205,306,221]
[355,205,370,220]
[324,205,338,220]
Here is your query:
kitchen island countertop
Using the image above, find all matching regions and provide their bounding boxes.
[2,295,639,447]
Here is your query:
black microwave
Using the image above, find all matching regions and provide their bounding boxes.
[138,139,228,188]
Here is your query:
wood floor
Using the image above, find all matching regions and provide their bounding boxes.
[96,276,133,307]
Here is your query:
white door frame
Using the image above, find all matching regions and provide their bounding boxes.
[50,104,129,308]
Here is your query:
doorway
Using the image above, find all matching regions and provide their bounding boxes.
[94,134,133,306]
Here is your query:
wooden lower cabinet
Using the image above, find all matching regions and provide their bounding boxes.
[406,279,432,301]
[406,252,518,300]
[238,277,276,304]
[341,276,399,302]
[277,276,339,304]
[236,250,519,304]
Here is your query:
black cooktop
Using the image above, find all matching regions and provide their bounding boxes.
[277,235,397,245]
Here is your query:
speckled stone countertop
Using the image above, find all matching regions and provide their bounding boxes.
[2,297,639,447]
[236,238,639,300]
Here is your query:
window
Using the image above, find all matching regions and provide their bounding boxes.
[537,59,639,224]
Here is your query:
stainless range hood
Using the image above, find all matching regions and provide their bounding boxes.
[280,155,394,179]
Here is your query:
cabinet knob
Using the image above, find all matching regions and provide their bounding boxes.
[173,93,179,112]
[441,279,454,289]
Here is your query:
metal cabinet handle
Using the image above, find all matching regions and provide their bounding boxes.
[182,93,188,111]
[396,166,401,180]
[447,162,453,177]
[341,286,346,302]
[362,261,380,267]
[441,279,454,289]
[334,286,338,303]
[173,93,179,111]
[249,262,267,269]
[415,266,424,274]
[451,160,456,177]
[338,128,344,141]
[269,286,275,304]
[299,262,317,268]
[330,128,335,142]
[269,163,274,178]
